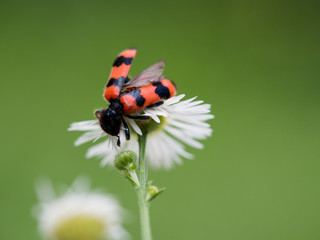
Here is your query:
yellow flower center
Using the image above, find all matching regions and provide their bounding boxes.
[54,215,106,240]
[143,116,167,133]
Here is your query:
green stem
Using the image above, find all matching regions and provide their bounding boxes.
[137,133,152,240]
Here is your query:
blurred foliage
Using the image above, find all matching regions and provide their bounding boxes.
[0,0,319,239]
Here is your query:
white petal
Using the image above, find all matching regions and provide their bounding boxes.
[164,94,185,105]
[164,125,204,149]
[149,114,160,123]
[74,130,102,146]
[86,141,111,158]
[93,132,106,143]
[119,127,126,145]
[68,120,99,131]
[69,120,98,127]
[125,118,142,135]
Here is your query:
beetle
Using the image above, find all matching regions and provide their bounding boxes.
[95,48,177,146]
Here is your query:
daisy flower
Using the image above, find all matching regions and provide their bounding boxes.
[68,94,213,169]
[33,177,128,240]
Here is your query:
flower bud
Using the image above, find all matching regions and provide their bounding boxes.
[114,151,140,188]
[146,185,165,202]
[114,151,137,171]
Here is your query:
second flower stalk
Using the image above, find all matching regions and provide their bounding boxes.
[114,134,164,240]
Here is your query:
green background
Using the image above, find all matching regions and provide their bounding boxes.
[1,0,319,239]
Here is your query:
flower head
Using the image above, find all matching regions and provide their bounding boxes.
[69,94,213,169]
[33,177,128,240]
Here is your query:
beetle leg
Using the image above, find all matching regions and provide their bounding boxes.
[126,115,151,120]
[117,136,121,147]
[146,100,164,108]
[122,119,130,140]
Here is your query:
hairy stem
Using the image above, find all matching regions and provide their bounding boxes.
[136,133,152,240]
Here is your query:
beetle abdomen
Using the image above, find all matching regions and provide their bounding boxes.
[120,79,176,114]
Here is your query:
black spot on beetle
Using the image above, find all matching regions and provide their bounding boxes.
[113,56,133,67]
[155,85,170,99]
[107,77,125,87]
[136,95,146,107]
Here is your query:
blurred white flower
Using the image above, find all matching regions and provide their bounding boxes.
[33,177,128,240]
[69,94,213,169]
